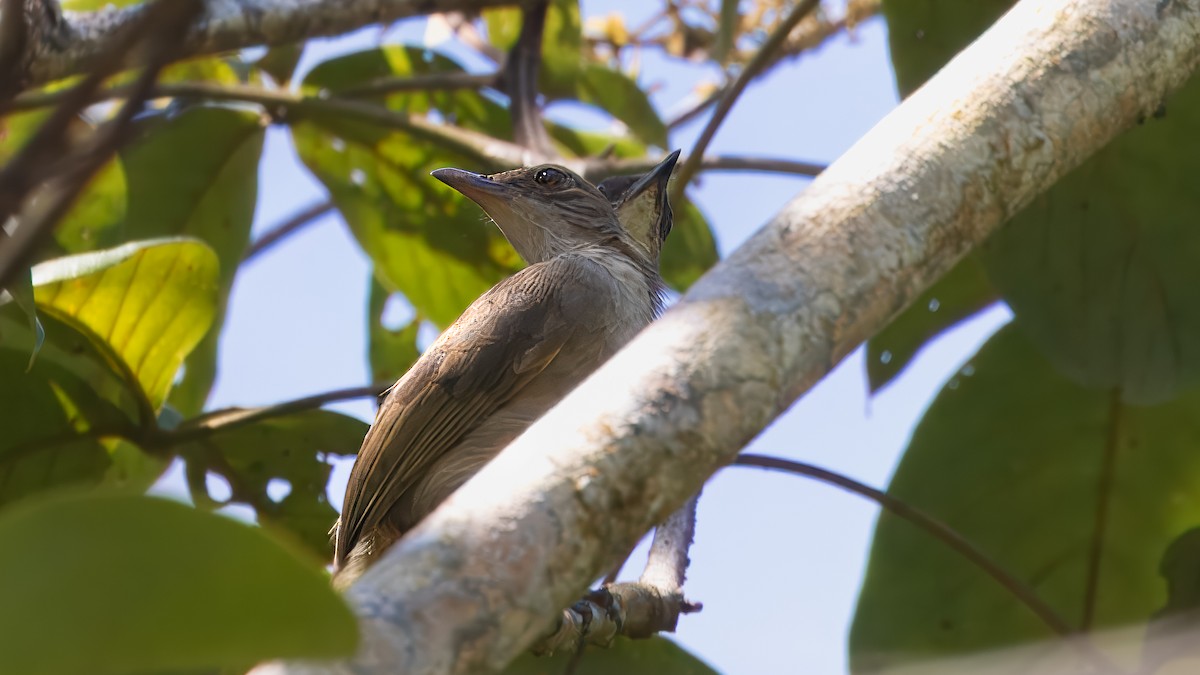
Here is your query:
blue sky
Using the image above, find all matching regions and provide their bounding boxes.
[157,3,1013,672]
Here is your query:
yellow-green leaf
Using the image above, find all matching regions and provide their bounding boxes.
[32,238,219,409]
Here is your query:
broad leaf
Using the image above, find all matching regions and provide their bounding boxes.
[485,0,583,95]
[0,492,357,675]
[180,409,367,559]
[32,238,220,410]
[4,265,44,369]
[885,0,1200,403]
[866,257,997,392]
[120,106,264,414]
[851,325,1200,671]
[504,637,718,675]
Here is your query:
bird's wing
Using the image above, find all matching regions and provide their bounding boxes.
[334,256,611,567]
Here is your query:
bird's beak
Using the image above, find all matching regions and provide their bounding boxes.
[431,168,515,206]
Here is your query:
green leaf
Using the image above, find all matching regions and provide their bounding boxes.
[61,0,142,8]
[368,274,422,383]
[0,305,143,504]
[660,198,719,291]
[866,256,997,392]
[886,0,1200,404]
[503,637,718,675]
[573,64,669,148]
[295,47,521,327]
[850,324,1200,670]
[32,238,220,410]
[120,106,264,414]
[548,124,647,159]
[0,492,357,675]
[180,409,368,559]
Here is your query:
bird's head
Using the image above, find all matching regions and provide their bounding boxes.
[432,151,679,266]
[432,163,621,264]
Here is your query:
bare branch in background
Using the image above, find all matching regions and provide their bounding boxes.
[672,0,821,201]
[14,0,521,89]
[243,200,337,263]
[732,454,1121,674]
[499,0,555,155]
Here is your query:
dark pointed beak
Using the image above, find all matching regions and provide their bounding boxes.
[431,168,513,203]
[621,149,679,204]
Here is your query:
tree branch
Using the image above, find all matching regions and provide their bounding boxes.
[15,0,522,89]
[0,0,202,291]
[499,0,555,154]
[243,200,336,263]
[672,0,821,202]
[250,1,1200,673]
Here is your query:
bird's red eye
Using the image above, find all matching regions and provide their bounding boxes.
[535,168,567,186]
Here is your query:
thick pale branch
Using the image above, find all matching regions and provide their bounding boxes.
[21,0,521,87]
[259,1,1200,673]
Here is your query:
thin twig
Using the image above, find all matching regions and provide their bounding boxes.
[337,71,497,99]
[243,199,335,263]
[158,382,391,446]
[733,453,1125,675]
[672,0,821,203]
[0,0,204,291]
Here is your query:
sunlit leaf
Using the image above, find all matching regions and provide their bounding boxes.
[180,409,367,559]
[851,325,1200,671]
[32,238,220,409]
[505,637,717,675]
[0,492,357,675]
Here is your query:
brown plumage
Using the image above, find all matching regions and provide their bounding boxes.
[332,152,680,588]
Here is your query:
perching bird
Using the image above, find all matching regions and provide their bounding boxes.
[332,151,681,588]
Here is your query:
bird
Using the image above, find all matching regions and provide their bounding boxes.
[332,151,681,589]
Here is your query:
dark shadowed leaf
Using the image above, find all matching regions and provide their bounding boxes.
[0,492,357,675]
[32,238,219,410]
[866,257,997,392]
[120,106,264,414]
[0,305,145,505]
[851,325,1200,671]
[368,275,422,383]
[485,0,583,95]
[503,637,718,675]
[180,409,367,559]
[886,0,1200,404]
